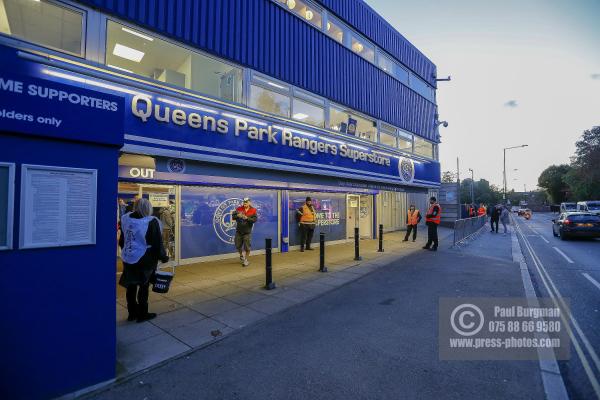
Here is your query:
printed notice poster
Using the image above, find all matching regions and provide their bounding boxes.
[149,193,169,207]
[20,165,97,249]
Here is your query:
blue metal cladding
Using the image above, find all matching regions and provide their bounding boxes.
[318,0,438,88]
[76,0,437,140]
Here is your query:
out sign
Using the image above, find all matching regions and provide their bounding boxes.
[129,167,155,179]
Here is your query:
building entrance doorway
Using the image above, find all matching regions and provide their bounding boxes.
[117,182,179,266]
[347,194,372,239]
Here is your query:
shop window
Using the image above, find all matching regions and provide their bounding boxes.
[249,84,291,118]
[277,0,322,28]
[105,21,243,103]
[379,131,396,148]
[354,114,377,141]
[288,192,347,247]
[325,16,345,44]
[414,136,434,158]
[0,0,84,56]
[180,187,279,259]
[398,130,413,152]
[350,34,375,63]
[292,98,324,127]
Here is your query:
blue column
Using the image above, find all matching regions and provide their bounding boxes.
[281,190,289,252]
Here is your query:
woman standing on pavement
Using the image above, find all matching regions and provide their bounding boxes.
[500,205,510,235]
[119,198,169,322]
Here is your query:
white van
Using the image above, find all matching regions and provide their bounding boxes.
[560,202,577,213]
[576,201,600,214]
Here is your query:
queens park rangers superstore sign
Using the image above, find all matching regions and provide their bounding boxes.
[126,95,440,186]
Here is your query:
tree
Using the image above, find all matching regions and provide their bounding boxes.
[460,178,502,205]
[566,126,600,199]
[537,164,571,203]
[442,170,457,183]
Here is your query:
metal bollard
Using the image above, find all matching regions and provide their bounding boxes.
[354,227,362,261]
[377,224,384,252]
[264,238,276,290]
[319,232,328,272]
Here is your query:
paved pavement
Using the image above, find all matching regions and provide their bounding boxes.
[512,212,600,400]
[92,224,546,400]
[114,228,454,378]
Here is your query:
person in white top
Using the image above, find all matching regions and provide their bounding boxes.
[119,198,168,322]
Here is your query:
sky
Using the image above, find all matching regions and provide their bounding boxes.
[367,0,600,192]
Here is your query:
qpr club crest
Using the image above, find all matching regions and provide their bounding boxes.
[213,198,243,244]
[398,157,415,183]
[167,158,186,173]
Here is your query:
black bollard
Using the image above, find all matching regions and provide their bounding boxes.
[319,232,328,272]
[377,224,384,252]
[354,227,362,261]
[264,238,276,290]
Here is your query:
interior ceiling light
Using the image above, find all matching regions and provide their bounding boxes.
[286,0,296,10]
[326,22,331,31]
[305,10,313,20]
[352,42,364,53]
[121,26,154,41]
[113,43,145,62]
[107,64,133,73]
[293,113,309,120]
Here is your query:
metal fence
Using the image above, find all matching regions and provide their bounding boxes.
[453,215,488,246]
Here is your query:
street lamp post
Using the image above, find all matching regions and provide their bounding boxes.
[503,145,528,202]
[468,168,474,205]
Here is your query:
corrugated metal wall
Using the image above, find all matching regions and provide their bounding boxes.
[78,0,437,140]
[318,0,437,88]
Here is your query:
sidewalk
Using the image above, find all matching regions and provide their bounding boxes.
[115,227,454,378]
[96,223,545,400]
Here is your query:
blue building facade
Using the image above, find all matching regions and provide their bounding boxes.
[0,0,439,398]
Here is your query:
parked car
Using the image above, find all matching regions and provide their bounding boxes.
[559,202,577,213]
[576,201,600,215]
[518,208,531,216]
[552,212,600,240]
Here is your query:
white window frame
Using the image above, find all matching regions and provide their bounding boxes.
[0,162,15,250]
[0,0,87,58]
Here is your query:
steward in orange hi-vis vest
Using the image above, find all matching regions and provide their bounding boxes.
[403,206,422,242]
[423,197,441,251]
[297,197,317,251]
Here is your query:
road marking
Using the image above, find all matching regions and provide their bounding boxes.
[539,235,550,244]
[553,247,574,264]
[513,217,600,398]
[582,273,600,292]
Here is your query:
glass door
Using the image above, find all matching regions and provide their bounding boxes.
[359,195,373,238]
[117,182,179,267]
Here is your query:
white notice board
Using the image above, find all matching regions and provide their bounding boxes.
[19,165,97,249]
[148,193,169,207]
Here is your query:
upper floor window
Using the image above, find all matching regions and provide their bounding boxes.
[398,130,413,152]
[350,34,375,63]
[414,136,434,158]
[292,90,324,127]
[277,0,322,29]
[329,106,376,142]
[0,0,84,56]
[410,74,434,102]
[249,83,291,118]
[325,16,345,44]
[105,20,243,103]
[379,123,397,148]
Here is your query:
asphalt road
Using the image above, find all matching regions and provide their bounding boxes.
[513,212,600,400]
[91,242,544,400]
